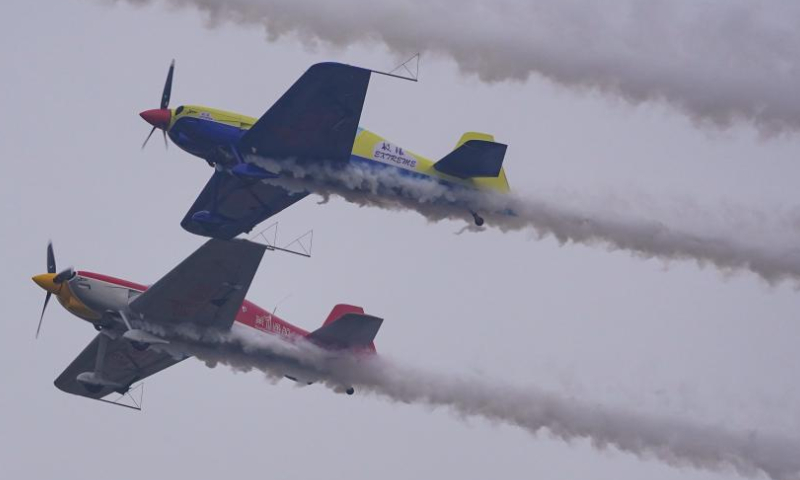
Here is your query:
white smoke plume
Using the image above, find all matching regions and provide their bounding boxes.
[166,327,800,480]
[253,158,800,285]
[114,0,800,133]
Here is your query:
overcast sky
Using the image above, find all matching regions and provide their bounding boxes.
[2,1,800,479]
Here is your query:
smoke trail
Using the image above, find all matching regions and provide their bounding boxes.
[166,328,800,480]
[252,158,800,284]
[115,0,800,133]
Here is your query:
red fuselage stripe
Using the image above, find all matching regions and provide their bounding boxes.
[78,271,149,291]
[76,271,309,336]
[236,300,310,337]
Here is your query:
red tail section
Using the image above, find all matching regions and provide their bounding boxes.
[308,304,380,352]
[323,304,365,326]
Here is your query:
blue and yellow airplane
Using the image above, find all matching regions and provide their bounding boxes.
[140,61,510,238]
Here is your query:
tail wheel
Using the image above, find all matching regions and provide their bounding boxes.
[471,211,485,226]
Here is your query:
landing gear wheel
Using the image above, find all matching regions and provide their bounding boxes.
[94,324,104,332]
[346,387,355,396]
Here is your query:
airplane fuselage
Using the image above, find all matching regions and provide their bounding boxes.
[78,271,308,335]
[164,104,511,192]
[36,270,325,385]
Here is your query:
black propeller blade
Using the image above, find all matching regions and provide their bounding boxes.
[37,241,58,339]
[36,292,51,339]
[142,59,175,150]
[47,241,56,274]
[36,242,75,338]
[142,126,157,150]
[161,59,175,109]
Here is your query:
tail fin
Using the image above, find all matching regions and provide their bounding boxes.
[307,304,382,352]
[434,132,508,182]
[454,132,495,149]
[322,304,364,326]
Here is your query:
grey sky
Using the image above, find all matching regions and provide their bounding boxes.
[123,0,800,134]
[1,1,799,480]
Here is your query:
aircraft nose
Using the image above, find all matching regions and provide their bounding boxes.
[32,273,59,294]
[139,108,171,130]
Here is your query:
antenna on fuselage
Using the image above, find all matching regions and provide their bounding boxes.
[249,222,314,258]
[370,53,420,82]
[271,293,293,318]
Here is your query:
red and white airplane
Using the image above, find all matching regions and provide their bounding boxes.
[32,239,382,406]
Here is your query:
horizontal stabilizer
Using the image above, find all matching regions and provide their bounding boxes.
[434,134,507,179]
[307,313,382,351]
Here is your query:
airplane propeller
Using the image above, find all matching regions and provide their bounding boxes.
[141,59,175,150]
[34,241,74,339]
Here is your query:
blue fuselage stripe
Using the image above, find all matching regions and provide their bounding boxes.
[169,117,474,196]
